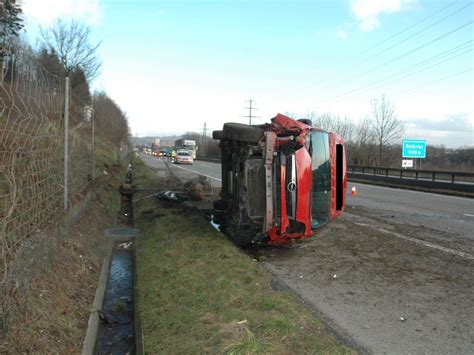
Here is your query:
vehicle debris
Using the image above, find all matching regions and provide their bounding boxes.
[118,242,132,249]
[156,190,188,202]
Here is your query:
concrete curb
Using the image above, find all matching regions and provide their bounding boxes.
[81,238,113,355]
[81,227,142,355]
[133,239,144,355]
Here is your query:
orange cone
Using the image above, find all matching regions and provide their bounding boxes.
[351,186,357,196]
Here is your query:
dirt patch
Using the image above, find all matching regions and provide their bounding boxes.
[0,171,122,354]
[252,210,474,354]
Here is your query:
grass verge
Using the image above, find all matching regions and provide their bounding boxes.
[134,158,355,354]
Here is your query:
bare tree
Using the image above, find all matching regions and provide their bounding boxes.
[349,117,376,165]
[93,92,129,147]
[303,112,355,142]
[40,20,101,82]
[371,94,404,166]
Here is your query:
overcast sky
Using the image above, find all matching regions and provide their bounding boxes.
[22,0,473,147]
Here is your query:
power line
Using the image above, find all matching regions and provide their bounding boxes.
[317,20,473,95]
[362,0,461,54]
[318,47,473,104]
[398,68,472,97]
[276,2,472,99]
[372,2,472,57]
[315,44,473,104]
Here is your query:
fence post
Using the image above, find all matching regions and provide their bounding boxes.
[64,76,70,212]
[91,106,96,186]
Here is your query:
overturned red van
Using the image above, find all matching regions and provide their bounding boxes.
[212,113,347,246]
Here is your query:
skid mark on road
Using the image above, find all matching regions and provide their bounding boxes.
[353,221,474,261]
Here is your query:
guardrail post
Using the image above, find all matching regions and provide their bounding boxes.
[385,169,389,177]
[362,167,365,175]
[400,170,403,179]
[451,174,455,184]
[432,172,435,182]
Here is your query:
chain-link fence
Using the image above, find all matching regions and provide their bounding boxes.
[0,48,95,331]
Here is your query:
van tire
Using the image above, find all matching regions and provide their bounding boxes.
[223,123,264,144]
[212,130,223,140]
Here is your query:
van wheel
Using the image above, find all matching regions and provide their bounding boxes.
[212,130,223,140]
[223,123,264,144]
[227,229,254,246]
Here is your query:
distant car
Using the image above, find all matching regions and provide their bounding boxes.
[174,151,193,165]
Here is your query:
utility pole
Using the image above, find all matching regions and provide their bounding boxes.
[202,121,207,138]
[242,99,259,125]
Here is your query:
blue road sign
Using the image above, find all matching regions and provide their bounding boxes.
[402,139,427,158]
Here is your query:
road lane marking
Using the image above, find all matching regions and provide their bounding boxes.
[353,222,474,261]
[168,163,222,181]
[463,213,474,217]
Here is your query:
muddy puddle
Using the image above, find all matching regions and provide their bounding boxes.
[96,243,134,354]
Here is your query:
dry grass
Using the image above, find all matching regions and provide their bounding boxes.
[0,161,124,354]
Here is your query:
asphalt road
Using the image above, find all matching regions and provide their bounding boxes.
[140,154,222,188]
[140,153,474,354]
[141,154,474,246]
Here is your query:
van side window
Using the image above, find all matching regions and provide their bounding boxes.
[310,132,330,228]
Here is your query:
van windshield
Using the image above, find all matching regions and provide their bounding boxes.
[309,131,331,228]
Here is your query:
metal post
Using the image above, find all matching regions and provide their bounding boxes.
[64,76,70,212]
[91,106,96,185]
[249,99,252,125]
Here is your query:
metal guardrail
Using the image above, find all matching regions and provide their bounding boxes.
[196,157,474,196]
[196,156,221,163]
[348,165,474,196]
[348,165,474,184]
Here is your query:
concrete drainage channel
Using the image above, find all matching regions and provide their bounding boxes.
[82,165,144,354]
[81,227,143,354]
